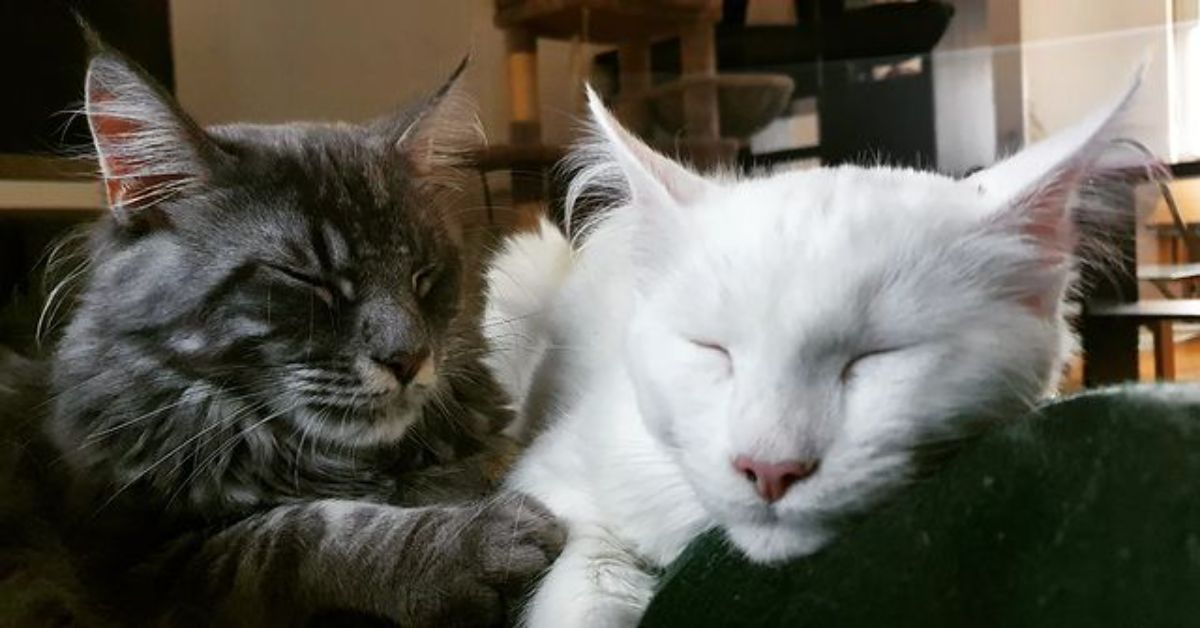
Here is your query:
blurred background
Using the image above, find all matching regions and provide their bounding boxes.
[1,0,1198,386]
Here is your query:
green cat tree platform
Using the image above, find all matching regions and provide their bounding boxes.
[643,385,1200,627]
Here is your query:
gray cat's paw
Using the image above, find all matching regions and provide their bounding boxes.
[428,494,564,626]
[469,493,566,590]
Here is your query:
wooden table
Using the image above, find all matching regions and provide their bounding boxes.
[1083,300,1200,382]
[0,155,103,214]
[1081,160,1200,385]
[0,155,104,313]
[1144,175,1200,265]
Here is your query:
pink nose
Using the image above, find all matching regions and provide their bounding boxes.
[733,455,820,503]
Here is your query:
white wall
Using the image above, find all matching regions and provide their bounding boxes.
[1019,0,1171,153]
[932,0,1173,171]
[933,0,999,173]
[169,0,589,146]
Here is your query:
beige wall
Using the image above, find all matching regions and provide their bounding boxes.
[169,0,590,146]
[1018,0,1171,153]
[169,1,1178,161]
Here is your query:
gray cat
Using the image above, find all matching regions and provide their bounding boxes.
[0,46,562,627]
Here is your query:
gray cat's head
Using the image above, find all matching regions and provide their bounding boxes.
[56,50,482,450]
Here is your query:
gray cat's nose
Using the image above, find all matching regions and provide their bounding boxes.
[373,347,430,385]
[733,456,820,503]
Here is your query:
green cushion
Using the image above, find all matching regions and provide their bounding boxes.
[641,385,1200,627]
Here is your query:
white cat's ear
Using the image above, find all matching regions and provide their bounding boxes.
[579,85,711,210]
[85,51,217,224]
[966,71,1144,314]
[570,86,714,273]
[969,71,1142,249]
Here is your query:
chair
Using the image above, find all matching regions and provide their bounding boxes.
[1087,140,1200,381]
[1131,141,1200,379]
[1137,174,1200,298]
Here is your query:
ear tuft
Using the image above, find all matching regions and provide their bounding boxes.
[564,85,717,279]
[85,51,213,222]
[968,68,1150,316]
[969,69,1143,251]
[380,55,482,187]
[566,85,711,220]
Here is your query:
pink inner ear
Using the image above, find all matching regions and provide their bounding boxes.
[1020,289,1059,319]
[90,87,135,206]
[1024,169,1079,240]
[90,87,183,213]
[1012,172,1081,318]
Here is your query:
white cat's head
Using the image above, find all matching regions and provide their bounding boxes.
[574,83,1141,562]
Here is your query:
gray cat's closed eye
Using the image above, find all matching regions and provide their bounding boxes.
[413,264,439,298]
[263,262,335,305]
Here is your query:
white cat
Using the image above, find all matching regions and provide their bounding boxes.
[485,80,1143,627]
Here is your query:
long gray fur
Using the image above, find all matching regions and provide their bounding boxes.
[1,46,562,627]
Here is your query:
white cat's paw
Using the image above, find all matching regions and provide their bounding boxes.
[723,521,831,563]
[521,531,656,628]
[523,596,645,628]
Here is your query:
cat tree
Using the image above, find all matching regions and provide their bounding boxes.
[490,0,744,229]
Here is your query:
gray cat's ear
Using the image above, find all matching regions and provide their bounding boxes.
[570,86,715,274]
[381,56,481,179]
[85,51,215,224]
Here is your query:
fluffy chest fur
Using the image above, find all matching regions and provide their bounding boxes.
[508,367,708,567]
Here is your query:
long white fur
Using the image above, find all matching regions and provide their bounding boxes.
[484,218,574,436]
[487,78,1145,627]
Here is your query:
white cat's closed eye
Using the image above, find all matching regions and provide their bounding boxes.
[688,339,731,361]
[840,348,900,382]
